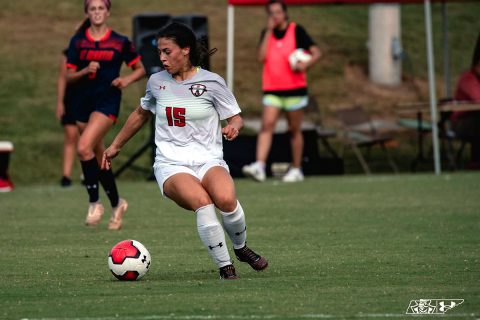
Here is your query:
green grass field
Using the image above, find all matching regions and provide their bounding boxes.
[1,173,479,319]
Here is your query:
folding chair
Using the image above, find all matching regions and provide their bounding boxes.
[335,106,399,174]
[305,95,339,158]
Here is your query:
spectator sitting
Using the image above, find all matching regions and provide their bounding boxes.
[450,33,480,169]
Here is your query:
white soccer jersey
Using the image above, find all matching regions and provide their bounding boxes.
[140,68,241,165]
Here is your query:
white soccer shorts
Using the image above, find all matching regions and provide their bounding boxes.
[153,160,230,196]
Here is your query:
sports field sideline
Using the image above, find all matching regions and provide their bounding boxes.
[1,173,479,319]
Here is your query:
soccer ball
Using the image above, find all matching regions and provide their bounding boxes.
[288,48,312,71]
[108,240,151,281]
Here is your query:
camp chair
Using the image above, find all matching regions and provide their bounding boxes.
[305,95,339,159]
[396,99,466,171]
[441,117,471,170]
[335,106,399,174]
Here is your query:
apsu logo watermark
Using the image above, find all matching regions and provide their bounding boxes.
[406,299,464,315]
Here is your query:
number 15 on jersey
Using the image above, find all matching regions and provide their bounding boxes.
[165,107,186,127]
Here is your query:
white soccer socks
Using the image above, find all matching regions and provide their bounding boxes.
[220,201,247,250]
[196,204,231,268]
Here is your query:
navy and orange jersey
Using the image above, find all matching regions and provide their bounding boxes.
[66,28,141,95]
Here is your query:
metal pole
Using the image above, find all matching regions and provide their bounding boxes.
[441,1,451,97]
[424,0,441,174]
[227,5,235,91]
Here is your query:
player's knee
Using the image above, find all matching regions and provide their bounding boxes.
[288,122,302,134]
[77,143,94,160]
[195,194,214,210]
[215,195,237,212]
[65,134,77,145]
[261,122,276,133]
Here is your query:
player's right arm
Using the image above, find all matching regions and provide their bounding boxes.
[65,36,100,83]
[102,106,151,170]
[257,18,274,63]
[56,55,67,120]
[66,61,100,83]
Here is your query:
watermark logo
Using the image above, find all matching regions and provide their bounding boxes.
[406,299,464,315]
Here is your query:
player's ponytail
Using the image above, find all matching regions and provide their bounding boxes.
[196,41,217,70]
[157,22,216,70]
[76,18,91,35]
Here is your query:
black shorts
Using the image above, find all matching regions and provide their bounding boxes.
[61,103,77,126]
[74,87,122,123]
[61,91,78,126]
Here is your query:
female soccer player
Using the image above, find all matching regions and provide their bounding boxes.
[102,22,268,279]
[242,0,321,182]
[57,49,79,187]
[57,19,90,187]
[66,0,145,229]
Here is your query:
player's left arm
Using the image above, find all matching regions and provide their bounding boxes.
[295,25,322,72]
[212,76,243,140]
[304,45,322,69]
[111,59,146,90]
[222,113,243,141]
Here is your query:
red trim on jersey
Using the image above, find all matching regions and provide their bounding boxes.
[66,63,78,71]
[127,55,141,68]
[86,28,112,42]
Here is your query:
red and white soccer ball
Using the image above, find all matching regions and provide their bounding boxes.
[108,240,151,281]
[288,48,312,71]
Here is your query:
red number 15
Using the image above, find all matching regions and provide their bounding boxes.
[165,107,186,127]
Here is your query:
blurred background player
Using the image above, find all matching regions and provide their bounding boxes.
[242,0,321,182]
[102,23,268,279]
[56,19,90,187]
[66,0,145,229]
[0,141,14,192]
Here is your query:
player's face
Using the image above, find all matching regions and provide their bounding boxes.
[267,3,287,27]
[157,38,191,75]
[86,0,110,27]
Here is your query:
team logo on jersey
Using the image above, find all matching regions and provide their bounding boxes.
[159,85,166,90]
[80,49,114,61]
[189,84,207,97]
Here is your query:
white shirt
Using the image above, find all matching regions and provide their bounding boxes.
[140,68,241,165]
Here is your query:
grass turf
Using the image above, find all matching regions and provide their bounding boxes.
[1,173,479,319]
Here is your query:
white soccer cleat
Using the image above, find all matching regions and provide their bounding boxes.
[242,162,266,182]
[85,202,104,226]
[108,198,128,230]
[282,168,304,183]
